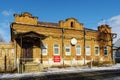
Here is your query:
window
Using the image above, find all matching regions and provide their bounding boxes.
[95,46,99,56]
[65,44,71,55]
[86,46,90,55]
[54,44,60,55]
[76,45,81,55]
[104,46,108,56]
[71,22,74,27]
[41,44,47,55]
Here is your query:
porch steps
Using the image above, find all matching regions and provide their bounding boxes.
[23,62,43,73]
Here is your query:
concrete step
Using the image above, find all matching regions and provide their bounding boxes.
[23,62,43,73]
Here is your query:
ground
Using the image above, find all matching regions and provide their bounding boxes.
[0,64,120,79]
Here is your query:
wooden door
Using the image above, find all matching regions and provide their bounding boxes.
[22,42,33,61]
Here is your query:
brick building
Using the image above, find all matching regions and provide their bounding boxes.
[0,12,116,72]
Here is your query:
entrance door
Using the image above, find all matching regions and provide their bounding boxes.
[22,41,33,62]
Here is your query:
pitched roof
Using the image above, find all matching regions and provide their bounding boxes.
[38,21,98,32]
[113,38,120,49]
[84,28,98,32]
[38,22,59,27]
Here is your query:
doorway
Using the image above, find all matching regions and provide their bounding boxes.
[22,40,33,62]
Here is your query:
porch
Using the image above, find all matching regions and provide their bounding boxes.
[15,31,47,73]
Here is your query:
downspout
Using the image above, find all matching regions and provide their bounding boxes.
[62,28,64,67]
[84,29,86,65]
[15,40,17,70]
[20,35,22,59]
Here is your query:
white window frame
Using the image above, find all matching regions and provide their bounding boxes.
[41,44,48,55]
[54,44,60,55]
[86,45,91,56]
[104,46,108,56]
[94,46,99,56]
[76,45,81,55]
[65,44,71,56]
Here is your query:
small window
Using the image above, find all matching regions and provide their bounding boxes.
[65,44,71,55]
[86,46,90,55]
[104,46,108,56]
[54,44,60,55]
[71,22,74,27]
[76,45,81,55]
[95,46,99,56]
[41,44,48,55]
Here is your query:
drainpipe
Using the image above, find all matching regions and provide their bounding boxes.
[62,28,64,67]
[83,29,86,65]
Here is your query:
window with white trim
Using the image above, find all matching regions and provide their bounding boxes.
[86,46,90,55]
[95,46,99,56]
[76,45,81,55]
[41,44,47,55]
[104,46,108,56]
[54,44,60,55]
[65,44,71,55]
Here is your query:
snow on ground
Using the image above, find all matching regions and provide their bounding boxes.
[1,64,120,79]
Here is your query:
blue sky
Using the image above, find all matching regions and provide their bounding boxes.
[0,0,120,42]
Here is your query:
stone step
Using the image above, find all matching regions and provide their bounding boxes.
[23,63,43,73]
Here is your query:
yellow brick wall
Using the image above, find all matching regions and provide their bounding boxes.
[11,12,113,67]
[0,43,15,71]
[14,12,38,25]
[59,18,83,30]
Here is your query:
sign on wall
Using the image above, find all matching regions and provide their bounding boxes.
[53,56,61,62]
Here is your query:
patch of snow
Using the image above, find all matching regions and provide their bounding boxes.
[0,64,120,79]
